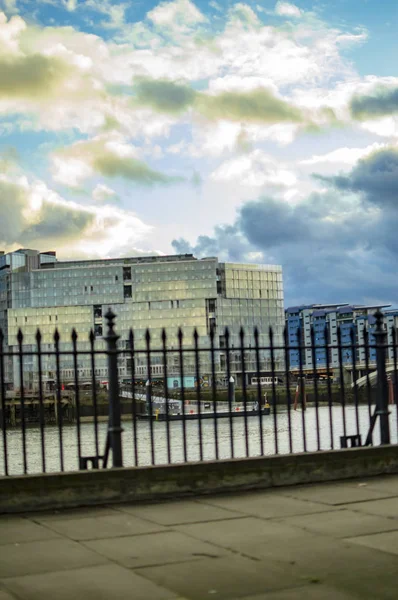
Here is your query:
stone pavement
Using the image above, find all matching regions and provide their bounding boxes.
[1,475,398,599]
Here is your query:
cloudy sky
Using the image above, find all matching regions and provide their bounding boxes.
[1,0,398,306]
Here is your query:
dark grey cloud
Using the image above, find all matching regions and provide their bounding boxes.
[351,86,398,119]
[134,77,197,114]
[93,152,183,185]
[0,180,94,248]
[133,77,304,124]
[0,180,28,243]
[238,198,308,247]
[0,54,71,99]
[196,88,303,123]
[55,138,184,187]
[22,204,94,243]
[173,148,398,306]
[317,148,398,207]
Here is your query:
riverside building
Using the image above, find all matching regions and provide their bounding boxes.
[0,249,284,389]
[285,303,395,377]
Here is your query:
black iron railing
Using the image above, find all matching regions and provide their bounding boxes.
[0,309,397,476]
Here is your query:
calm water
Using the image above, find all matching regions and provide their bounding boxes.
[1,404,397,476]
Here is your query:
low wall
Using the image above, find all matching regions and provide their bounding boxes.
[1,446,398,514]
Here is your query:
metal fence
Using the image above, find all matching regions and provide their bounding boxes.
[0,309,397,476]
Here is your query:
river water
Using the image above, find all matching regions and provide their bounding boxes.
[1,404,397,476]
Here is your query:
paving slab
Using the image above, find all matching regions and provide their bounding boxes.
[0,517,61,545]
[0,538,108,578]
[199,491,340,518]
[345,497,398,518]
[355,475,398,495]
[176,516,324,555]
[40,513,166,541]
[29,506,120,522]
[279,482,390,505]
[116,499,243,525]
[240,584,361,599]
[84,530,232,568]
[0,589,19,600]
[136,555,301,600]
[327,551,398,600]
[278,508,398,538]
[347,530,398,555]
[177,513,398,596]
[2,564,178,600]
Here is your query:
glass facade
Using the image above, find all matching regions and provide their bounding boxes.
[1,249,285,386]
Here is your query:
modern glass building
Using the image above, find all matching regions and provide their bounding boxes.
[1,249,284,388]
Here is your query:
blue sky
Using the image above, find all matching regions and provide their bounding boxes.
[1,0,398,305]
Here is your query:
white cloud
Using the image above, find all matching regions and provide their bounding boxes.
[189,121,244,157]
[211,150,297,188]
[300,143,387,167]
[208,75,279,94]
[275,2,302,18]
[0,172,151,256]
[209,1,222,11]
[92,183,118,203]
[65,0,77,11]
[228,3,260,27]
[0,12,25,53]
[360,116,398,138]
[147,0,206,30]
[52,156,94,187]
[186,118,301,158]
[71,203,152,259]
[85,0,127,30]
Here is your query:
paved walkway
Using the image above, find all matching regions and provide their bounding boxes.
[1,475,398,599]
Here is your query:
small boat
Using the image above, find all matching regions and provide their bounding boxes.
[137,399,271,421]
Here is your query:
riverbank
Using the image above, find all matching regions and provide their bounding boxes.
[1,396,376,427]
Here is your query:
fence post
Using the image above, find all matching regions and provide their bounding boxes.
[105,308,123,467]
[374,309,390,445]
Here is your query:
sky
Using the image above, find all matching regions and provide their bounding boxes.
[1,0,398,306]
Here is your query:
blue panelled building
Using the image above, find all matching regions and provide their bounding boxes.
[285,303,396,373]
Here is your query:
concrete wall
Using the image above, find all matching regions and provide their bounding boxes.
[1,446,398,514]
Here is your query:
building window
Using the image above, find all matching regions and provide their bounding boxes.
[94,324,103,337]
[208,299,216,312]
[123,267,131,281]
[124,285,132,299]
[94,305,102,319]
